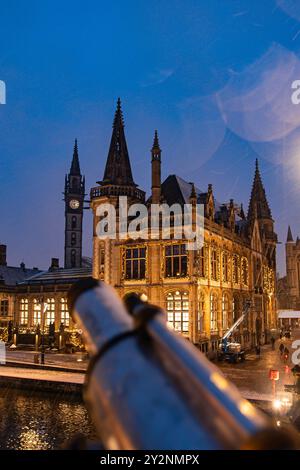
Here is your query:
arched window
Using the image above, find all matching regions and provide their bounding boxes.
[20,299,28,325]
[60,298,70,327]
[46,298,55,326]
[222,252,229,283]
[71,232,76,246]
[222,293,229,330]
[33,299,41,326]
[166,291,189,334]
[232,255,239,284]
[241,257,248,286]
[210,293,218,332]
[211,248,219,281]
[198,292,205,333]
[72,216,77,229]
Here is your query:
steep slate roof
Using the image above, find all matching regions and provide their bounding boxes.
[18,266,92,286]
[161,174,222,211]
[0,266,42,286]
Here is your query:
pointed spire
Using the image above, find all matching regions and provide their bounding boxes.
[70,138,81,175]
[248,159,272,220]
[101,98,136,186]
[152,130,161,151]
[287,225,294,242]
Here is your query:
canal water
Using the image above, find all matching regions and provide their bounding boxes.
[0,386,97,450]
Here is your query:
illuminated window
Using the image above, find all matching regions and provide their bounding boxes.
[46,298,55,326]
[20,299,28,325]
[198,292,205,333]
[222,294,229,330]
[33,299,41,325]
[166,291,189,334]
[125,247,146,280]
[232,255,239,284]
[241,257,248,286]
[222,252,229,283]
[165,244,187,278]
[210,293,218,332]
[198,246,206,278]
[211,248,219,281]
[0,300,8,316]
[60,298,70,327]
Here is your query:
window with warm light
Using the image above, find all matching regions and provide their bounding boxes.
[241,257,249,286]
[124,247,146,280]
[211,248,219,281]
[222,294,229,330]
[222,252,229,283]
[60,298,70,327]
[198,246,206,278]
[166,291,189,334]
[210,293,218,332]
[20,299,28,325]
[165,244,187,278]
[198,293,205,333]
[33,299,41,325]
[46,298,55,326]
[232,255,239,284]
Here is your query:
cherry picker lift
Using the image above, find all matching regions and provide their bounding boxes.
[217,300,251,363]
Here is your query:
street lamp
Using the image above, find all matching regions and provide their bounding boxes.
[37,297,48,365]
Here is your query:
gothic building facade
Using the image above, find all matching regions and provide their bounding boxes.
[277,226,300,311]
[90,100,277,352]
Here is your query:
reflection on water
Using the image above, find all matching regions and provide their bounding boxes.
[0,386,97,450]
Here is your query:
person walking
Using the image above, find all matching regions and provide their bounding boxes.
[271,336,275,350]
[279,342,284,356]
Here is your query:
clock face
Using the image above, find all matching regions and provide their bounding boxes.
[69,199,80,210]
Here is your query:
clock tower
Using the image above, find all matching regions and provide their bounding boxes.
[64,139,85,268]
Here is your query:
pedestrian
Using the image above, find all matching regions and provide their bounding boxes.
[271,336,275,350]
[279,342,284,356]
[255,344,261,357]
[284,346,289,363]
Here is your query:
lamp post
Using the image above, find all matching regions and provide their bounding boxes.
[37,297,48,365]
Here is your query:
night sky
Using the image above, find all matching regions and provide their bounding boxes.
[1,0,300,275]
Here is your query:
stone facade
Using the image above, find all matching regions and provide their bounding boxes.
[90,100,277,352]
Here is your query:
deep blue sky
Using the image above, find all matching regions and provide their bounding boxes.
[1,0,300,274]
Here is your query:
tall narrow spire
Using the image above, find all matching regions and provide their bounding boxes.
[101,98,136,186]
[151,130,161,204]
[70,138,81,175]
[287,225,293,242]
[152,130,161,156]
[248,159,272,220]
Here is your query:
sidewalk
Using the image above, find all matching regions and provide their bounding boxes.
[5,349,88,371]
